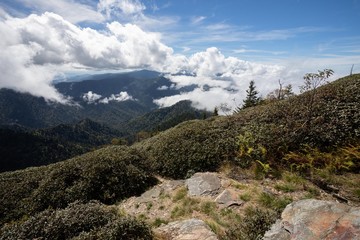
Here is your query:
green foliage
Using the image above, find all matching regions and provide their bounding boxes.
[274,183,297,193]
[239,193,252,202]
[213,107,219,116]
[152,218,168,227]
[223,207,277,240]
[266,81,294,101]
[0,119,122,172]
[170,197,200,219]
[134,119,238,179]
[300,69,334,93]
[284,144,359,176]
[121,100,208,142]
[258,192,292,214]
[354,189,360,199]
[239,80,261,111]
[0,201,153,240]
[111,137,128,145]
[235,131,267,169]
[0,146,157,226]
[129,74,360,180]
[200,201,217,216]
[172,187,188,202]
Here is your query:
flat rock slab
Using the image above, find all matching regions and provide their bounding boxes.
[155,218,218,240]
[138,185,163,203]
[185,172,221,196]
[264,199,360,240]
[162,180,185,191]
[215,189,243,208]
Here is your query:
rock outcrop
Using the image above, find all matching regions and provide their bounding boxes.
[154,218,218,240]
[185,172,221,196]
[215,189,244,208]
[264,199,360,240]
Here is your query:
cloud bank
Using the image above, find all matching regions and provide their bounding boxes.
[0,11,172,102]
[155,47,295,111]
[82,91,135,104]
[0,5,299,111]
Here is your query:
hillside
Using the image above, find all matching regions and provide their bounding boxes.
[0,101,207,172]
[0,119,121,173]
[134,74,360,178]
[119,100,209,141]
[0,74,359,239]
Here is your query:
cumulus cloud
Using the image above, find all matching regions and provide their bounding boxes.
[0,9,299,111]
[99,91,135,104]
[155,47,297,112]
[82,91,135,104]
[0,11,172,102]
[82,91,102,104]
[2,0,104,24]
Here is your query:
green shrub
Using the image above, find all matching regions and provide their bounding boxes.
[258,192,292,214]
[152,218,168,227]
[134,119,238,179]
[284,144,359,176]
[0,146,157,226]
[0,201,153,240]
[224,207,277,240]
[274,183,297,193]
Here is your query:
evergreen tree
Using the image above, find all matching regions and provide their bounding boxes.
[213,107,219,116]
[242,80,260,109]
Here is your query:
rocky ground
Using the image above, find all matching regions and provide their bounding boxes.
[118,172,360,239]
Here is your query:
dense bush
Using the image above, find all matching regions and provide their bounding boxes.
[0,146,157,226]
[133,118,239,179]
[231,74,360,163]
[131,74,360,178]
[0,201,153,240]
[223,207,277,240]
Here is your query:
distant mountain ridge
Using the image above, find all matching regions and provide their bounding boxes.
[0,70,194,129]
[0,100,208,172]
[0,118,121,173]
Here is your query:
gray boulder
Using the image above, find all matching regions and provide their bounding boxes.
[264,199,360,240]
[154,218,218,240]
[215,189,244,208]
[185,172,221,196]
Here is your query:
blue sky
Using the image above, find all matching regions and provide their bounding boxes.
[0,0,359,110]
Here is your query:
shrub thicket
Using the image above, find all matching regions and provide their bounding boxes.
[0,146,157,226]
[133,74,360,178]
[223,207,278,240]
[133,118,239,179]
[0,201,153,240]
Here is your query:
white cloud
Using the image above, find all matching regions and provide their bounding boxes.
[191,16,206,25]
[82,91,135,104]
[157,85,169,90]
[3,0,104,23]
[99,91,135,103]
[1,8,346,113]
[156,47,297,112]
[0,11,173,101]
[98,0,146,18]
[82,91,102,104]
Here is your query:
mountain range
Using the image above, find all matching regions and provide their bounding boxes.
[0,74,359,239]
[0,70,199,129]
[0,71,209,172]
